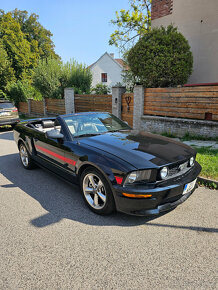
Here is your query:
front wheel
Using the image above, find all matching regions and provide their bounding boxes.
[19,143,35,169]
[80,167,115,215]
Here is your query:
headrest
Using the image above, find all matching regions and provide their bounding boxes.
[42,120,54,128]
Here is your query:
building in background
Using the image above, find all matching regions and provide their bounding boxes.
[89,52,126,89]
[151,0,218,84]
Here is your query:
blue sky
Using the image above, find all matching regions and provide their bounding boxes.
[1,0,129,65]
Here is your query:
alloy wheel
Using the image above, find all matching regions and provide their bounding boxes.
[19,144,29,167]
[82,173,106,209]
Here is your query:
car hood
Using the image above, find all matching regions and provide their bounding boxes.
[79,130,196,169]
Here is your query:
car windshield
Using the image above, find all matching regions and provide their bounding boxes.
[63,113,132,137]
[0,102,14,109]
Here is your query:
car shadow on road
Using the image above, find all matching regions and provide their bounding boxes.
[0,128,14,141]
[1,153,217,232]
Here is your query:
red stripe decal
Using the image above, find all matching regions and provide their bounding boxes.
[35,145,76,166]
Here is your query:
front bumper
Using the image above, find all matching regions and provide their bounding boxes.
[0,118,20,126]
[112,162,201,216]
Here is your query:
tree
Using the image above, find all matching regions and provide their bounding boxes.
[61,60,92,94]
[33,58,62,99]
[0,39,15,93]
[0,13,38,81]
[109,0,152,51]
[127,25,193,87]
[0,9,58,59]
[7,80,42,107]
[33,58,92,98]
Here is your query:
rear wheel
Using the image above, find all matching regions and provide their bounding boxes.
[80,167,115,215]
[19,143,35,169]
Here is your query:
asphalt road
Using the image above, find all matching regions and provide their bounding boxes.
[0,128,217,290]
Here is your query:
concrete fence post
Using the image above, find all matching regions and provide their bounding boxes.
[112,86,126,119]
[64,88,75,114]
[27,99,31,116]
[43,98,47,116]
[133,85,144,130]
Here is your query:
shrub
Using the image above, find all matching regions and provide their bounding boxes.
[60,60,92,95]
[127,25,193,87]
[33,58,62,99]
[33,58,92,98]
[91,83,111,95]
[7,80,42,107]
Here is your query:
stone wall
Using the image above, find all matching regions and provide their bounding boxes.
[141,115,218,138]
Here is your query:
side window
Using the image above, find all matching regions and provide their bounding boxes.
[101,73,107,82]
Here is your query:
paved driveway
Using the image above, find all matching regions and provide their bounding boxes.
[0,128,217,290]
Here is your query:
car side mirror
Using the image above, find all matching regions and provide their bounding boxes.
[124,121,129,125]
[46,129,64,140]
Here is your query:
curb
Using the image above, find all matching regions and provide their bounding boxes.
[197,176,218,188]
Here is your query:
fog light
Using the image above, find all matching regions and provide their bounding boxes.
[189,157,194,167]
[160,167,168,179]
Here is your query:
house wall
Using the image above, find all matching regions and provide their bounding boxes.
[90,54,123,89]
[151,0,218,84]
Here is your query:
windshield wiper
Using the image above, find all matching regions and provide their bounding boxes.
[75,133,101,138]
[108,129,130,132]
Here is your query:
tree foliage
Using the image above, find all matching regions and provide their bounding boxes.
[33,58,92,99]
[0,39,15,92]
[9,9,58,59]
[7,80,42,107]
[127,25,193,87]
[0,9,59,95]
[61,60,92,94]
[0,9,58,60]
[33,58,61,99]
[0,13,38,81]
[109,0,151,51]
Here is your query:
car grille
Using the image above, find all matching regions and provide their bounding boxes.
[168,160,191,179]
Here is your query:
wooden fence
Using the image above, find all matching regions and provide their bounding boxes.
[30,100,44,115]
[18,102,28,114]
[46,99,65,115]
[75,94,112,113]
[121,93,134,127]
[144,86,218,121]
[18,86,218,125]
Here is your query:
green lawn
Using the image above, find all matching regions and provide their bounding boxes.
[195,147,218,181]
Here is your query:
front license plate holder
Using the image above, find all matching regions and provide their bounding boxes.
[183,179,197,195]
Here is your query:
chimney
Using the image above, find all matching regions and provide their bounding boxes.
[110,53,114,58]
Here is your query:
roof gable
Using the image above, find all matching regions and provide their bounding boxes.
[89,52,124,70]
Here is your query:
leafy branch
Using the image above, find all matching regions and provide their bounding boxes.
[109,0,152,51]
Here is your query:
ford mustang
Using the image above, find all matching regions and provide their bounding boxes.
[13,112,201,216]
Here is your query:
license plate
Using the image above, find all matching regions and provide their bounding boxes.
[0,111,10,116]
[183,179,197,195]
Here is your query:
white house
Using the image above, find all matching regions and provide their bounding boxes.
[89,52,126,89]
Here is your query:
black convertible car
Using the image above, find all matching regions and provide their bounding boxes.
[13,112,201,216]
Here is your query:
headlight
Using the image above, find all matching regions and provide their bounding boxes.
[124,170,152,185]
[189,157,195,167]
[160,167,168,179]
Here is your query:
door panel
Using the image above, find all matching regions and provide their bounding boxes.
[33,132,69,177]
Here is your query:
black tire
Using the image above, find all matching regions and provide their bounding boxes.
[19,142,35,169]
[80,167,115,215]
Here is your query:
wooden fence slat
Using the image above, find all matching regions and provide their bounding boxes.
[145,86,218,93]
[75,94,112,113]
[144,86,218,121]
